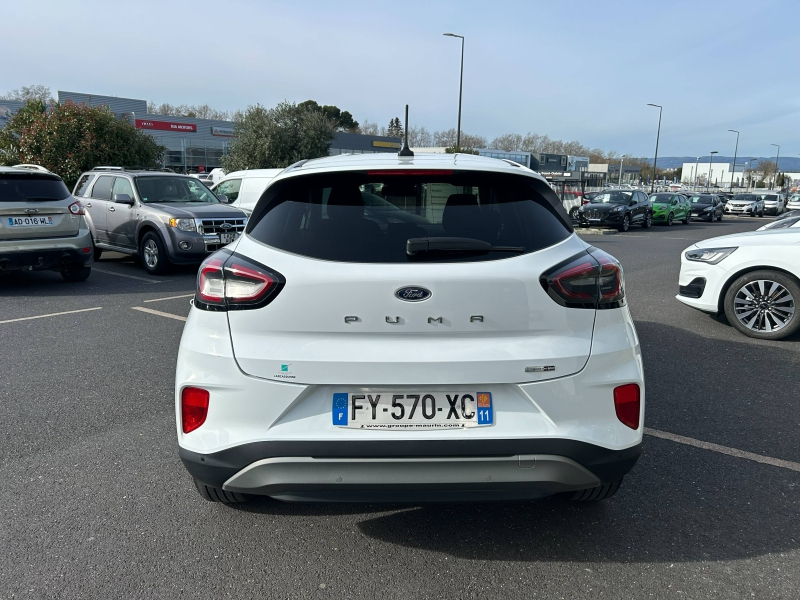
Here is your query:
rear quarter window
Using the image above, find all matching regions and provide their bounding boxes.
[247,170,571,263]
[0,174,71,203]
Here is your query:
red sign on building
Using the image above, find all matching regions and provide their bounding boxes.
[135,119,197,132]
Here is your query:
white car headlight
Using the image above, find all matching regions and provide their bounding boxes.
[612,206,625,212]
[169,218,197,232]
[685,247,737,265]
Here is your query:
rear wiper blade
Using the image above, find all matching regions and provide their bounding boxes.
[407,237,525,256]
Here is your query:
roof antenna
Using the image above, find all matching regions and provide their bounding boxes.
[398,104,414,157]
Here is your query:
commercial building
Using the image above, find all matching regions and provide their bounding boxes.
[1,91,401,171]
[589,163,642,185]
[681,161,745,187]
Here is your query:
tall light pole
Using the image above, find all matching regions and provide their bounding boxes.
[728,129,739,192]
[647,103,662,192]
[771,143,780,190]
[694,156,700,188]
[619,154,626,185]
[707,151,718,192]
[443,33,465,152]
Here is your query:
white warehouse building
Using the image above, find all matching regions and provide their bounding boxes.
[682,162,745,188]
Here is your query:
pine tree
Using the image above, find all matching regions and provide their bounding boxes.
[387,117,403,138]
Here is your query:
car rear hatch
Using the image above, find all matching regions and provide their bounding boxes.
[213,168,610,386]
[0,172,80,241]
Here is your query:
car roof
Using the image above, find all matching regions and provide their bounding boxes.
[276,152,547,182]
[0,166,62,180]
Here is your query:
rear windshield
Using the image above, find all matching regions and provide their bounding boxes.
[0,174,71,202]
[247,171,571,263]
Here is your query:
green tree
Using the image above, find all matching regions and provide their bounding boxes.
[387,117,403,138]
[298,100,359,131]
[222,101,335,172]
[0,100,163,187]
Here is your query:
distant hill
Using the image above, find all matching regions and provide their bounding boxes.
[645,156,800,171]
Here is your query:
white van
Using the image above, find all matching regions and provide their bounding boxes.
[211,169,283,213]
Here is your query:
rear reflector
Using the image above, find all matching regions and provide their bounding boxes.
[181,387,210,433]
[614,384,640,430]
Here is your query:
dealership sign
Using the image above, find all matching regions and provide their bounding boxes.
[135,119,197,132]
[212,127,236,137]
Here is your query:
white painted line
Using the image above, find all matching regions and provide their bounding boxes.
[93,268,161,283]
[131,306,187,322]
[645,427,800,473]
[143,294,194,303]
[0,306,102,325]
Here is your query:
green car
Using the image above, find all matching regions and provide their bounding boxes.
[649,193,691,225]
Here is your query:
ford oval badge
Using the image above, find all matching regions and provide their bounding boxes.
[395,286,432,302]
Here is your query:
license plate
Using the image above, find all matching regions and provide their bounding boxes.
[332,392,493,429]
[220,232,238,243]
[7,216,54,227]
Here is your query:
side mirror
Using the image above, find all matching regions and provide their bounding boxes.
[114,193,134,205]
[216,194,230,204]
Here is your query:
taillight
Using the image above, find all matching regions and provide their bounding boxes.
[614,384,641,429]
[195,251,285,311]
[68,200,85,215]
[540,249,625,309]
[181,387,210,433]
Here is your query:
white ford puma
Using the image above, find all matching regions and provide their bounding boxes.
[175,152,644,504]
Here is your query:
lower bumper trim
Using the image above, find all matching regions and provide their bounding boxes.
[180,438,642,492]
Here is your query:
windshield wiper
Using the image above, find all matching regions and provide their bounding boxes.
[407,237,525,256]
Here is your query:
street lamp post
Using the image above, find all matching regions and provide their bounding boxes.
[443,33,465,152]
[694,156,700,189]
[707,151,718,192]
[728,129,739,192]
[771,143,780,190]
[619,155,626,185]
[647,104,662,193]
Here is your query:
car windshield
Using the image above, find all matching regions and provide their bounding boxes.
[134,176,219,204]
[731,195,755,201]
[756,195,778,201]
[689,196,712,203]
[650,194,673,203]
[0,174,71,202]
[590,191,633,205]
[246,170,570,263]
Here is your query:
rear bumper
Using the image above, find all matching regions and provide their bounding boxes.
[0,230,93,272]
[180,440,641,501]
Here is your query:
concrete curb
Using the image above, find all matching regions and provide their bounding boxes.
[574,228,620,235]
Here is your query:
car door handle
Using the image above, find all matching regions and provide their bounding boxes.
[108,206,115,212]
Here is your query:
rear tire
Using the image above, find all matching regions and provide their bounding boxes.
[193,478,251,504]
[60,264,91,282]
[569,480,622,501]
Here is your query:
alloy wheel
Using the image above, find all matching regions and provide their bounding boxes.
[143,239,159,269]
[733,279,795,333]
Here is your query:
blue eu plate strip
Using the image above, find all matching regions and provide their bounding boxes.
[332,393,349,426]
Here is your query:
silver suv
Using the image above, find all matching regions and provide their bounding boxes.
[0,166,93,281]
[73,168,249,275]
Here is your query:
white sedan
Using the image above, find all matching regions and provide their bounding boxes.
[677,229,800,340]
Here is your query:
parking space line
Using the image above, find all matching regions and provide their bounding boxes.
[0,307,102,325]
[645,427,800,473]
[143,294,194,303]
[93,268,162,283]
[131,306,187,322]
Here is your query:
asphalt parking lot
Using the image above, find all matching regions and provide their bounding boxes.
[2,215,799,599]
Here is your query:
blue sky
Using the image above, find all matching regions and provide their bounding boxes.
[2,0,798,158]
